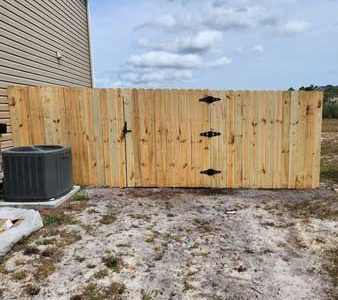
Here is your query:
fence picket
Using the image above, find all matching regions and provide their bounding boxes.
[7,86,323,189]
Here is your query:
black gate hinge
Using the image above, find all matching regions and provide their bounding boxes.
[199,96,221,104]
[200,131,221,138]
[200,169,221,176]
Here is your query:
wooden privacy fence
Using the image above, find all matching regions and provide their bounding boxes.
[8,86,323,189]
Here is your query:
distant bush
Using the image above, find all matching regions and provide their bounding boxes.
[323,93,338,119]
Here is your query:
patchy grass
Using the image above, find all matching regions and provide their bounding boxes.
[24,284,40,296]
[40,247,59,258]
[144,235,156,243]
[35,260,56,280]
[58,230,82,246]
[0,259,7,275]
[64,201,90,213]
[23,245,40,256]
[210,296,223,300]
[93,269,108,279]
[322,118,338,133]
[141,289,158,300]
[5,229,81,283]
[11,270,28,281]
[43,213,75,226]
[37,238,57,246]
[162,233,182,243]
[100,213,116,225]
[321,119,338,187]
[197,251,209,258]
[81,224,95,234]
[192,218,214,233]
[14,259,26,266]
[1,187,337,299]
[87,208,99,214]
[264,195,338,222]
[72,193,89,202]
[0,190,93,297]
[321,164,338,185]
[106,282,126,296]
[323,246,338,287]
[72,282,125,300]
[102,256,123,273]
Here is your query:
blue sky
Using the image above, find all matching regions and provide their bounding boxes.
[89,0,338,90]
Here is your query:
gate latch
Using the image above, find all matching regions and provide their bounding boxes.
[122,121,132,138]
[199,96,221,104]
[0,123,7,136]
[200,169,221,176]
[200,131,221,138]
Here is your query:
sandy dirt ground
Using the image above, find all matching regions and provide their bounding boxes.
[0,187,337,300]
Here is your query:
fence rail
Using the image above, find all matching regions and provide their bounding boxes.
[8,86,323,188]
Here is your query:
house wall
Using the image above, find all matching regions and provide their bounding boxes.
[0,0,92,176]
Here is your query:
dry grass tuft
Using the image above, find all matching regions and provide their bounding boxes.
[35,260,56,280]
[323,246,338,286]
[59,230,82,246]
[264,196,338,222]
[141,289,158,300]
[72,282,125,300]
[23,245,40,256]
[93,269,108,279]
[100,213,116,225]
[11,270,28,281]
[102,256,123,273]
[24,283,40,296]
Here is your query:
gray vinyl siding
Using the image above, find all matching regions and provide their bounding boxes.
[0,0,92,175]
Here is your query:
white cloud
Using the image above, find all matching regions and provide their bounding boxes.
[136,14,177,30]
[138,5,279,32]
[278,19,310,34]
[128,51,202,69]
[175,30,223,53]
[139,30,223,54]
[201,6,278,31]
[208,56,232,67]
[251,44,264,54]
[236,44,264,55]
[116,0,311,87]
[120,69,192,84]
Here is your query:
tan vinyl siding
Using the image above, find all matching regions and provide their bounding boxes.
[0,9,91,65]
[3,0,90,51]
[0,0,92,178]
[26,0,90,46]
[0,35,91,78]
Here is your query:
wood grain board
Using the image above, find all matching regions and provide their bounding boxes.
[8,86,323,188]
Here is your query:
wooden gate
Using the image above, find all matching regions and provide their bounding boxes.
[124,89,211,187]
[8,86,323,189]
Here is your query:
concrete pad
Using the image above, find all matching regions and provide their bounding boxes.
[0,186,80,209]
